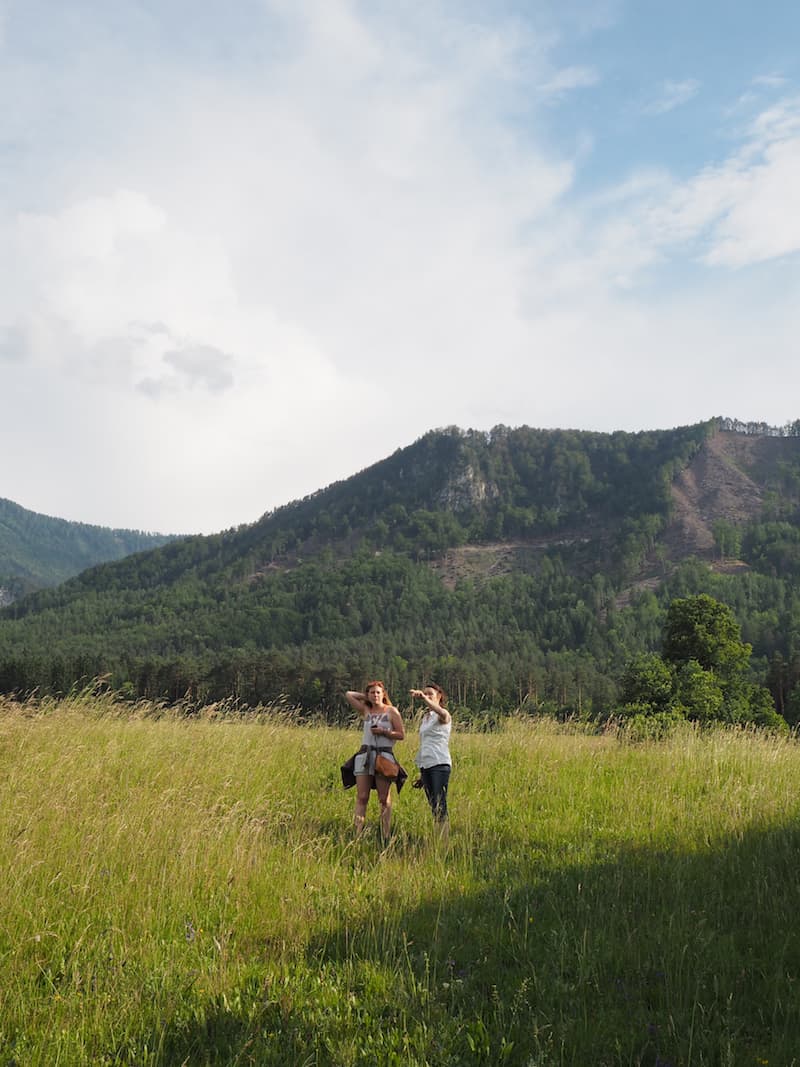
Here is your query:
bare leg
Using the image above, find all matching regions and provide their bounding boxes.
[376,776,393,842]
[354,776,371,834]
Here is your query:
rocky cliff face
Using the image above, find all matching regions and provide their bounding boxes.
[437,463,499,511]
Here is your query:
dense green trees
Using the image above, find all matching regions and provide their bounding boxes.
[3,419,800,724]
[619,594,785,731]
[232,421,712,568]
[620,653,675,714]
[662,594,751,678]
[0,496,176,588]
[4,546,788,724]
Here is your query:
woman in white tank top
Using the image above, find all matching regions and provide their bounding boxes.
[345,681,406,841]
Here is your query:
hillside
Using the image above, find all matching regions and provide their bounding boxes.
[428,430,791,591]
[0,496,179,601]
[2,419,800,717]
[664,430,781,557]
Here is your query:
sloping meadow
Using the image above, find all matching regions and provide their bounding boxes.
[1,696,798,1066]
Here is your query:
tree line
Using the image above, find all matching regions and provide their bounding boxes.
[2,420,800,726]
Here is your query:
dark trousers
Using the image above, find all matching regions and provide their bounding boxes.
[421,764,451,822]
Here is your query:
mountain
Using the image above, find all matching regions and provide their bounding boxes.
[0,496,179,603]
[2,417,800,719]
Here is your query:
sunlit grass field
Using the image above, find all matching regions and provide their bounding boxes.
[1,693,799,1066]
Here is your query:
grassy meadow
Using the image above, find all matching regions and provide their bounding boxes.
[1,694,799,1066]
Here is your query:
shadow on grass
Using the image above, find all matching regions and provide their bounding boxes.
[156,820,800,1066]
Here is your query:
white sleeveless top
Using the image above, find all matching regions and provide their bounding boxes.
[416,711,452,769]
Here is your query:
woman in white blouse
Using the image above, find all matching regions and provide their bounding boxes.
[410,683,452,826]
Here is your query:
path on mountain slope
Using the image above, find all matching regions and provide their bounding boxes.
[430,535,592,589]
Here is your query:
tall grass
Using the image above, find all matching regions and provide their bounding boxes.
[1,695,798,1065]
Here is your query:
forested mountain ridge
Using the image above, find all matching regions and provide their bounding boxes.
[0,496,179,603]
[4,419,712,600]
[3,417,800,720]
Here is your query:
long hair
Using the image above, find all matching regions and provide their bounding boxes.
[365,680,391,708]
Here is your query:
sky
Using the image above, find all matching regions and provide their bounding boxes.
[2,0,800,535]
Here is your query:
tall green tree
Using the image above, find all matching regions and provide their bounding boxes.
[662,594,751,681]
[619,653,674,713]
[620,593,785,730]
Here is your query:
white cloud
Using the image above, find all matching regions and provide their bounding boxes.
[703,140,800,267]
[747,94,800,148]
[643,78,701,115]
[539,65,600,96]
[539,64,601,100]
[0,324,24,361]
[645,96,800,267]
[138,343,235,397]
[1,2,799,533]
[561,93,800,279]
[752,73,788,89]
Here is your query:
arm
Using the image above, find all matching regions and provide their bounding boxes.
[345,690,370,718]
[409,689,451,724]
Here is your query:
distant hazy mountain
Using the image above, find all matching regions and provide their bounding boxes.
[0,496,180,601]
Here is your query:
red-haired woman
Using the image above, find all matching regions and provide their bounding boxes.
[345,681,405,840]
